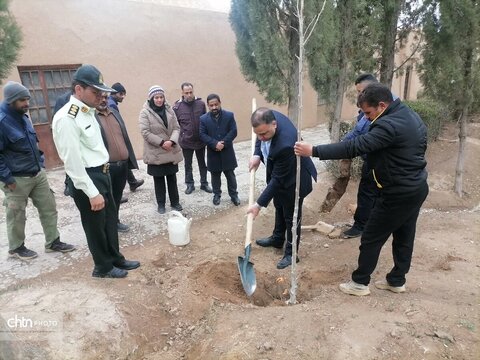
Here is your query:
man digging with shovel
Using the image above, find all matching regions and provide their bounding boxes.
[247,108,317,269]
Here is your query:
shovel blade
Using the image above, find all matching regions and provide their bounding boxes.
[237,255,256,296]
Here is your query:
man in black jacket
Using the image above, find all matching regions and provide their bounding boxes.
[294,83,429,296]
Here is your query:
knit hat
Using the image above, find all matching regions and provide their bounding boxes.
[3,81,31,104]
[111,82,126,94]
[148,85,164,100]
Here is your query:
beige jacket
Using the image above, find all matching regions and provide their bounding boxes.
[139,101,183,165]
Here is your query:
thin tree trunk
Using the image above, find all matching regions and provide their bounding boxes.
[454,109,467,197]
[288,0,305,305]
[379,0,404,88]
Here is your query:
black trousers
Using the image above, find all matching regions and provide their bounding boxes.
[109,160,128,222]
[353,162,380,230]
[127,169,137,186]
[271,197,304,257]
[352,182,429,286]
[70,170,124,273]
[211,169,238,198]
[182,147,208,186]
[153,174,180,206]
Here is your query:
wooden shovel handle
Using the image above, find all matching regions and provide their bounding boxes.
[245,99,257,248]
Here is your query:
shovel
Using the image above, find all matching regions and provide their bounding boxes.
[237,99,257,297]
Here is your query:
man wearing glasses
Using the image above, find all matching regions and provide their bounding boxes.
[52,65,140,279]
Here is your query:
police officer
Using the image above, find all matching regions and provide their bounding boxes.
[0,81,75,259]
[52,65,140,278]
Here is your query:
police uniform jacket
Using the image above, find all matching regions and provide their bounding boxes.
[312,98,428,195]
[52,96,109,198]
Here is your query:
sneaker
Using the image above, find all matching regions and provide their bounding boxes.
[117,222,130,233]
[120,196,128,204]
[45,239,76,253]
[339,280,371,296]
[213,195,221,206]
[129,179,144,192]
[374,280,406,293]
[158,205,166,214]
[171,203,183,211]
[342,226,362,239]
[9,244,38,260]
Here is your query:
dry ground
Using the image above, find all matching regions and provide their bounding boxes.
[0,122,479,360]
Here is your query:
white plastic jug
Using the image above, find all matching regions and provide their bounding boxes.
[167,210,192,246]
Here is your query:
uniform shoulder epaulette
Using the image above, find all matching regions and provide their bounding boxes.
[67,104,79,118]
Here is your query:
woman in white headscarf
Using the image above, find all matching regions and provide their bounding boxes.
[139,85,183,214]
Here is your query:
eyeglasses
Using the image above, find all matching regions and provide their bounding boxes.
[87,87,108,98]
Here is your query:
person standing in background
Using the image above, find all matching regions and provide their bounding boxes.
[0,81,75,259]
[173,82,212,195]
[199,94,240,206]
[108,82,144,195]
[139,85,183,214]
[95,93,138,232]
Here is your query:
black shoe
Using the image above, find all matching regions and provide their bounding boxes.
[117,222,130,232]
[113,259,140,270]
[92,266,128,278]
[231,195,241,206]
[342,226,362,239]
[63,185,72,197]
[185,184,195,194]
[171,203,183,211]
[200,185,213,193]
[158,205,166,214]
[255,236,284,249]
[129,179,145,192]
[8,244,38,260]
[213,195,221,205]
[276,255,300,269]
[45,238,76,253]
[120,196,128,204]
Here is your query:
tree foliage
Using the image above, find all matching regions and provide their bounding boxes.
[230,0,299,115]
[0,0,22,83]
[420,0,480,115]
[420,0,480,196]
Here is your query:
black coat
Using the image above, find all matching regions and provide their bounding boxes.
[255,111,317,207]
[199,109,238,172]
[312,99,428,195]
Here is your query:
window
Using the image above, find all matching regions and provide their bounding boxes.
[18,64,81,125]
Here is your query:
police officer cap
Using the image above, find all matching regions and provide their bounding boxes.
[73,65,115,92]
[111,82,126,94]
